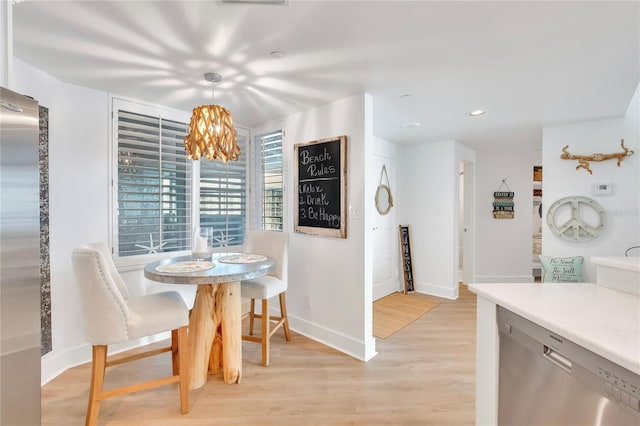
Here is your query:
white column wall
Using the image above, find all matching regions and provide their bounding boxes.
[253,93,375,361]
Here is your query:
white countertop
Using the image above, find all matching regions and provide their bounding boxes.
[468,282,640,375]
[592,256,640,273]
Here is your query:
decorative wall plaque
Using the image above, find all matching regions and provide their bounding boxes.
[493,179,514,219]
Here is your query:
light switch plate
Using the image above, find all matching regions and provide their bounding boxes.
[348,205,359,219]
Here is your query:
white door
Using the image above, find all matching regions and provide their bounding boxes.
[372,155,398,301]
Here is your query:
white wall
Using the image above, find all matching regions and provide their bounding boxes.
[253,93,376,361]
[542,84,639,281]
[11,59,111,383]
[474,151,539,283]
[12,60,199,384]
[626,84,640,157]
[397,140,460,299]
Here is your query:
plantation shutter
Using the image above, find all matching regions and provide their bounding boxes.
[199,132,248,247]
[116,110,192,256]
[254,130,284,231]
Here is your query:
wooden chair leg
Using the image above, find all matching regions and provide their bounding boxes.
[86,345,107,426]
[249,298,256,335]
[261,298,270,366]
[279,292,291,341]
[171,329,179,375]
[177,326,189,414]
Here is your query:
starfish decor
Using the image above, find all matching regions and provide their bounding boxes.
[135,233,167,254]
[213,231,235,247]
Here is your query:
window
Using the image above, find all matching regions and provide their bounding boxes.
[200,133,248,247]
[112,98,247,257]
[254,130,284,231]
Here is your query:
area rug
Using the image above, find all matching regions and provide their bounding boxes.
[373,292,440,339]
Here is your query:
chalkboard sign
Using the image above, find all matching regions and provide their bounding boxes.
[398,225,415,293]
[294,135,347,238]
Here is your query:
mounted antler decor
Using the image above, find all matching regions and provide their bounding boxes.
[560,139,634,174]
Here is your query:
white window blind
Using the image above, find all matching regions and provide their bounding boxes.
[115,109,192,256]
[113,98,249,257]
[254,130,283,231]
[199,133,248,247]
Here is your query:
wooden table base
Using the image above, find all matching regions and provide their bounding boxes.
[187,281,241,389]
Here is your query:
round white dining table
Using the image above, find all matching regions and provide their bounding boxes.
[144,253,275,389]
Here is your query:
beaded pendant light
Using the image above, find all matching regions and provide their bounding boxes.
[184,72,239,162]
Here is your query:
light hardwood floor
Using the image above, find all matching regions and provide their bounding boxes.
[42,285,476,425]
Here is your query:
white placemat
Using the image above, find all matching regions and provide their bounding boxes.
[156,261,215,273]
[218,253,267,264]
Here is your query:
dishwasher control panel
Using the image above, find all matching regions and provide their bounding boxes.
[600,366,640,412]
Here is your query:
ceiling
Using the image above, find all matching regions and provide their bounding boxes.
[12,1,640,152]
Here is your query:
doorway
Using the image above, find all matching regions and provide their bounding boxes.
[459,160,474,285]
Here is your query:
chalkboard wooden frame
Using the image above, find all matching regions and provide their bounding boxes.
[294,135,348,238]
[398,225,415,293]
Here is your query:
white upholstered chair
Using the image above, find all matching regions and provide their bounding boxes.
[241,230,291,366]
[71,243,189,426]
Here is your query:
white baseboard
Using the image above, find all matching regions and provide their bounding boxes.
[413,281,458,300]
[287,314,377,362]
[473,275,534,283]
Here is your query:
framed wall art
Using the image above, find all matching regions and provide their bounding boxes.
[294,135,348,238]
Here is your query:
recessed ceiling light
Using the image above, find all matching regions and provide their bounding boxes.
[468,110,485,117]
[402,122,421,128]
[270,51,286,59]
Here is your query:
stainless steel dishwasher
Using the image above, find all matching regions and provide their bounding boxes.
[498,306,640,425]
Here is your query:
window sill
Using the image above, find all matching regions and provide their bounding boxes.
[114,250,190,272]
[113,246,244,273]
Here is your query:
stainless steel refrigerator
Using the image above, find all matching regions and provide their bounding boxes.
[0,87,41,425]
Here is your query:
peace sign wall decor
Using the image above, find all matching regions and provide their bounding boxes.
[546,196,607,241]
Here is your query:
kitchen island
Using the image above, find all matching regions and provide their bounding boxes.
[469,282,640,425]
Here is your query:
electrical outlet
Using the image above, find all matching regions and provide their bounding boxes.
[304,295,312,309]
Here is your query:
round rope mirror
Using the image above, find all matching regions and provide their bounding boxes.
[375,184,394,215]
[375,165,394,215]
